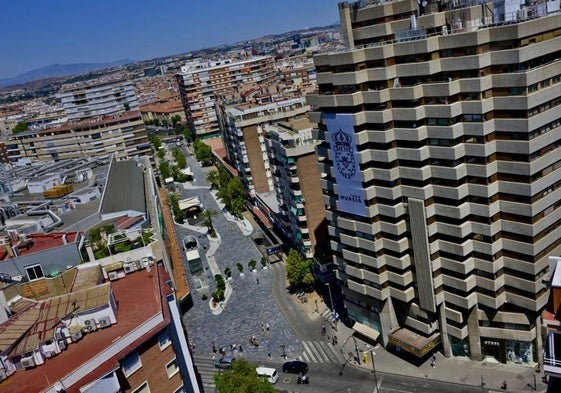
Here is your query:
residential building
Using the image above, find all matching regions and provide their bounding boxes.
[56,79,139,121]
[544,257,561,392]
[220,96,310,197]
[5,111,150,162]
[140,99,186,125]
[175,56,277,138]
[307,0,561,365]
[0,262,200,393]
[265,118,327,259]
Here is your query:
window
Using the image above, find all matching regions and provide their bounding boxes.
[158,331,171,350]
[25,264,44,281]
[132,382,150,393]
[166,358,179,378]
[122,352,142,377]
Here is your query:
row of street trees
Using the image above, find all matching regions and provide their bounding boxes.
[214,358,275,393]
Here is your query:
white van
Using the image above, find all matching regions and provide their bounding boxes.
[256,366,279,384]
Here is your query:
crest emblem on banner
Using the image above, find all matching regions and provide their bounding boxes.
[332,129,356,179]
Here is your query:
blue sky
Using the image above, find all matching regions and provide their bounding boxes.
[0,0,342,79]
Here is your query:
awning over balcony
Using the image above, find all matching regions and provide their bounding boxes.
[353,322,380,342]
[388,328,441,358]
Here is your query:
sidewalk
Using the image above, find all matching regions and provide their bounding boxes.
[299,292,545,393]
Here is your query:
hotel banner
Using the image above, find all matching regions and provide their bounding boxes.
[324,113,367,217]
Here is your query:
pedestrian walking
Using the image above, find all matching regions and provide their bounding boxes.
[256,278,259,284]
[212,341,217,354]
[261,324,265,332]
[265,322,270,331]
[322,325,326,336]
[239,345,243,353]
[501,381,507,390]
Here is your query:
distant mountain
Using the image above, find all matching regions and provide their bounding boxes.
[0,59,136,88]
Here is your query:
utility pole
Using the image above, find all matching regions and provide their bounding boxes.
[371,351,379,393]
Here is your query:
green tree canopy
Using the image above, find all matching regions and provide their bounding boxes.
[12,121,28,134]
[193,139,213,166]
[200,208,217,233]
[149,134,162,151]
[182,126,192,142]
[173,147,187,169]
[214,358,274,393]
[216,177,247,217]
[159,161,172,180]
[285,248,314,290]
[206,169,220,190]
[171,114,181,128]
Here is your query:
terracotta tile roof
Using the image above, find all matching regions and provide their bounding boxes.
[139,99,184,114]
[0,232,82,262]
[0,264,172,393]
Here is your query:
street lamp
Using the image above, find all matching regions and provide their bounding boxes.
[325,282,334,311]
[371,351,379,393]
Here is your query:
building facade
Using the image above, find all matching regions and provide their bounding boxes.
[220,96,310,197]
[176,57,277,138]
[265,118,327,259]
[56,79,139,121]
[5,111,150,162]
[307,0,561,365]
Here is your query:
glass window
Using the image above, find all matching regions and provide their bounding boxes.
[132,382,150,393]
[122,352,142,377]
[158,331,171,350]
[166,359,179,378]
[25,264,44,281]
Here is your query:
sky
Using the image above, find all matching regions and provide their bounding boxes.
[0,0,343,79]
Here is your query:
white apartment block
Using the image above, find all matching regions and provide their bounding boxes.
[176,56,277,138]
[57,79,139,121]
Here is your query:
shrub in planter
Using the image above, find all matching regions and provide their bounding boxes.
[202,294,208,301]
[224,267,232,278]
[212,292,220,303]
[248,259,257,271]
[218,290,225,302]
[215,275,226,291]
[237,263,244,273]
[261,257,267,268]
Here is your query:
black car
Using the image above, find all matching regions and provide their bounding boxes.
[282,360,308,374]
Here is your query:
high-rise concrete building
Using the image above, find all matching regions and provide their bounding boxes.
[307,0,561,365]
[220,96,310,197]
[57,79,139,121]
[265,118,327,259]
[176,57,277,138]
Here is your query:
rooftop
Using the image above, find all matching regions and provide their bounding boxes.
[0,263,172,393]
[99,159,146,217]
[0,232,81,262]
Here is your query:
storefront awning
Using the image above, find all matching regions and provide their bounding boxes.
[388,328,441,358]
[353,322,380,342]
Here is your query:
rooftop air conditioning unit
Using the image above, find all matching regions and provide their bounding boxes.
[20,356,35,368]
[124,263,136,274]
[97,316,111,328]
[58,340,67,351]
[83,319,97,333]
[71,331,83,342]
[108,271,119,281]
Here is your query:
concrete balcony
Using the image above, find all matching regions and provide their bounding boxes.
[442,274,476,293]
[388,286,415,303]
[443,290,477,309]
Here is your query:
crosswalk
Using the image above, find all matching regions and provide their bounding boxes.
[297,340,347,364]
[192,355,219,393]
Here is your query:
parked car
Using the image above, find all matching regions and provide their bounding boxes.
[282,360,308,374]
[214,356,235,369]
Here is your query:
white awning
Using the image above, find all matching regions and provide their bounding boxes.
[353,322,380,341]
[179,196,202,211]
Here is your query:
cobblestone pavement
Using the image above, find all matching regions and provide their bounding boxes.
[177,151,303,362]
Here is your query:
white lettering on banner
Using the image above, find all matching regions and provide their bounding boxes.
[324,113,367,217]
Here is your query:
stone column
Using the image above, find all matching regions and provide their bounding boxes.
[535,315,543,364]
[380,297,398,346]
[438,302,452,357]
[338,2,355,49]
[467,305,482,361]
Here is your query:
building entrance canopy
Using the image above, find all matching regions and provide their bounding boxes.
[352,322,380,342]
[388,328,441,358]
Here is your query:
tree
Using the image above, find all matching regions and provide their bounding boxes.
[214,358,274,393]
[162,118,169,128]
[182,126,192,142]
[173,147,187,169]
[149,134,161,151]
[193,139,213,166]
[12,121,28,134]
[285,248,314,290]
[217,177,247,217]
[206,169,220,190]
[200,208,217,236]
[171,114,181,128]
[159,161,172,180]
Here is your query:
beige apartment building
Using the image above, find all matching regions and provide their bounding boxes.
[6,111,150,162]
[176,56,277,138]
[220,96,310,197]
[265,118,327,259]
[307,0,561,365]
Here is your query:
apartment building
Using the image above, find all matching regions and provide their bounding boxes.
[307,0,561,365]
[5,111,150,162]
[219,96,310,197]
[56,79,139,121]
[265,118,327,259]
[175,56,277,138]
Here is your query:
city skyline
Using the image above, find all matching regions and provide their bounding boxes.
[0,0,342,80]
